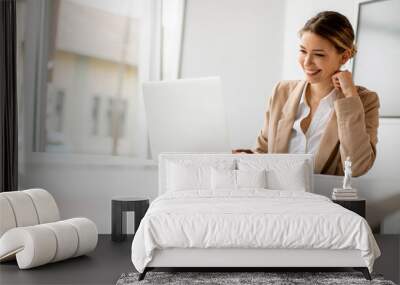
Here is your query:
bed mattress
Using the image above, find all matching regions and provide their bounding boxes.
[131,189,380,273]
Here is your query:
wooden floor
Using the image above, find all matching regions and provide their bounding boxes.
[0,234,398,285]
[0,235,134,285]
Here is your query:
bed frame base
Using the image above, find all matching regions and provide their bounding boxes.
[137,267,372,281]
[137,248,372,281]
[138,268,148,281]
[354,267,372,280]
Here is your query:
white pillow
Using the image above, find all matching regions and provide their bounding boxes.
[211,168,267,190]
[168,163,207,191]
[267,162,307,191]
[167,160,235,191]
[238,159,309,191]
[237,169,267,189]
[211,168,236,189]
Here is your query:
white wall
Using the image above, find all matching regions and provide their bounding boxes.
[22,155,158,234]
[180,0,286,149]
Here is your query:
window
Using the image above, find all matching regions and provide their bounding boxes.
[46,89,65,134]
[18,0,161,157]
[353,0,400,117]
[45,88,66,152]
[91,96,100,136]
[17,0,185,158]
[106,98,127,139]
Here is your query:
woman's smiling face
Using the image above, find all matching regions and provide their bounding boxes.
[298,31,345,84]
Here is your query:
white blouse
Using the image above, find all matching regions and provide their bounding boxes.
[288,84,337,156]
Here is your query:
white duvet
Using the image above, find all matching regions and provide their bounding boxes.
[131,190,380,273]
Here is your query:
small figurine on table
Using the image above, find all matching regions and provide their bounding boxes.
[343,156,352,190]
[332,157,358,200]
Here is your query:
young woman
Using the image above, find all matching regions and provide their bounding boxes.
[234,11,379,177]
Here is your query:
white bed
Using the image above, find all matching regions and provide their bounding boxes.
[131,153,380,280]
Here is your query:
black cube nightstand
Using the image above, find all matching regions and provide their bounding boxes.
[111,197,149,242]
[332,199,366,218]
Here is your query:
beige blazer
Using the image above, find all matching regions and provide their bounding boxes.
[254,80,380,177]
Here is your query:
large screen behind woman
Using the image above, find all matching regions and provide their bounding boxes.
[353,0,400,117]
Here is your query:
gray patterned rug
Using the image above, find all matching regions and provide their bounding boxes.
[116,271,396,285]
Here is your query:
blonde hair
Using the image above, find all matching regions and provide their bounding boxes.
[299,11,357,58]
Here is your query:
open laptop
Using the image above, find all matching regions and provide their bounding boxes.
[143,77,231,160]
